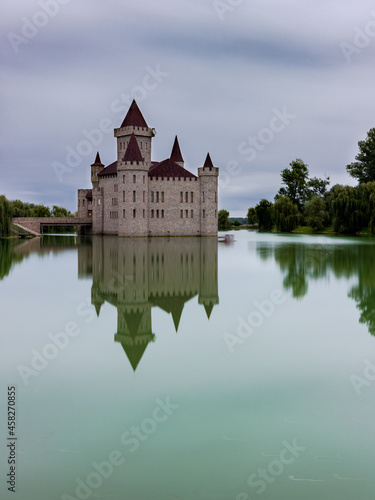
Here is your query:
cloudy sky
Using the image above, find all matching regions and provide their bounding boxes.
[1,0,375,216]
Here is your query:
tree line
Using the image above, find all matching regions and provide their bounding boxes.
[247,127,375,234]
[0,197,74,237]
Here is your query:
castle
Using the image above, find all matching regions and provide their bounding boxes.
[78,100,219,237]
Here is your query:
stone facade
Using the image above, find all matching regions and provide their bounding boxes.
[77,100,219,237]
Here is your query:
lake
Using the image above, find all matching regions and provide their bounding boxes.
[1,230,374,499]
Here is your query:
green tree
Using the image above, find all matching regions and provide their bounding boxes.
[218,210,232,230]
[247,207,257,225]
[277,159,309,209]
[307,176,330,198]
[327,184,362,234]
[34,205,51,217]
[304,195,328,230]
[52,205,71,217]
[255,199,273,232]
[273,196,301,232]
[347,128,375,184]
[0,195,11,237]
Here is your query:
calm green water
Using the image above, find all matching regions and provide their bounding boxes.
[1,231,375,499]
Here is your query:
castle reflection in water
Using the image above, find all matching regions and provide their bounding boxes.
[78,237,219,370]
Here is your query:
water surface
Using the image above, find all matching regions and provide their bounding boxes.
[1,231,374,499]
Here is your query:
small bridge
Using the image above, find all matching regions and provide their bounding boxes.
[12,217,92,236]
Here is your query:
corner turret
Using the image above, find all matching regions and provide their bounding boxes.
[91,152,104,188]
[198,153,219,236]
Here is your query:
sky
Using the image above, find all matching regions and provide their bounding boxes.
[1,0,375,216]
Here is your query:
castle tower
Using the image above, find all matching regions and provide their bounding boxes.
[170,136,184,168]
[91,152,104,188]
[117,133,149,237]
[114,100,155,166]
[198,153,219,236]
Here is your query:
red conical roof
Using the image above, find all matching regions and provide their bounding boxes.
[91,151,104,166]
[121,100,148,128]
[123,133,144,162]
[203,153,214,170]
[170,136,184,163]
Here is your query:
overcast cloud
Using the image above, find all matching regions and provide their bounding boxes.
[1,0,375,215]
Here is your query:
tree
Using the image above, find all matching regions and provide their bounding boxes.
[273,196,301,232]
[34,204,51,217]
[255,199,273,232]
[247,207,257,225]
[327,184,362,233]
[218,210,232,230]
[307,176,330,198]
[277,159,309,209]
[347,128,375,184]
[304,195,328,230]
[0,195,11,237]
[52,205,71,217]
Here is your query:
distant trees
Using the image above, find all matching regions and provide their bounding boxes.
[9,200,73,218]
[218,209,232,230]
[251,158,330,233]
[246,127,375,234]
[347,128,375,184]
[2,199,74,237]
[0,196,11,237]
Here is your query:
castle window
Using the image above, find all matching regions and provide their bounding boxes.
[112,198,118,206]
[161,192,164,202]
[133,175,136,183]
[123,191,125,202]
[203,209,206,218]
[123,209,125,218]
[185,192,188,203]
[191,192,194,203]
[180,192,183,203]
[133,209,136,218]
[133,191,136,202]
[215,192,217,203]
[143,191,145,202]
[162,210,164,218]
[156,210,159,218]
[203,192,205,203]
[185,210,188,218]
[98,199,101,206]
[191,210,193,218]
[180,210,183,218]
[114,185,118,192]
[151,210,154,218]
[143,209,145,218]
[156,191,159,203]
[151,191,154,202]
[83,199,85,206]
[143,175,145,184]
[123,175,125,183]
